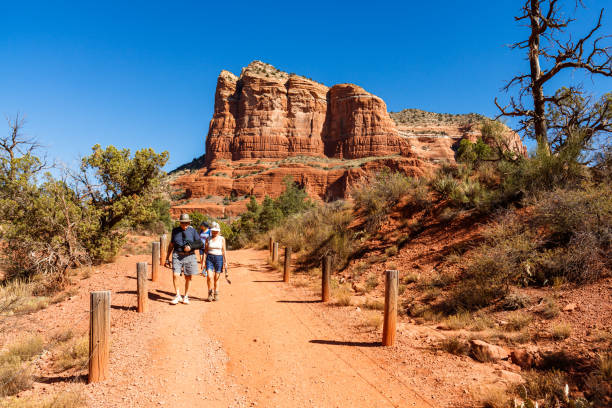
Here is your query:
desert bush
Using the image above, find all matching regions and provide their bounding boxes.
[445,311,472,330]
[480,388,509,408]
[0,336,44,363]
[333,285,353,306]
[505,312,533,331]
[501,292,531,310]
[0,336,43,397]
[538,297,560,319]
[360,311,383,330]
[363,298,384,311]
[440,336,469,355]
[432,174,459,195]
[365,275,379,292]
[551,323,572,340]
[270,200,356,269]
[353,170,424,232]
[55,337,88,371]
[518,370,568,406]
[0,128,169,290]
[385,245,398,257]
[230,177,314,248]
[457,137,492,165]
[0,356,32,397]
[403,272,420,284]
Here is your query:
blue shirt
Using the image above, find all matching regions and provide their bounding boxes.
[199,229,211,254]
[170,226,201,250]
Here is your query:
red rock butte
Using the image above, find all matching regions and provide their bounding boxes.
[170,61,526,218]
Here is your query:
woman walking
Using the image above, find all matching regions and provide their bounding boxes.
[204,222,227,301]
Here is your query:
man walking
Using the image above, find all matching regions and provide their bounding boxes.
[164,213,203,305]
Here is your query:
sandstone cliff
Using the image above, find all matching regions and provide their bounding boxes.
[171,62,526,218]
[204,61,409,164]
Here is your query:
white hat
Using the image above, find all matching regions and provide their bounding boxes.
[210,222,221,232]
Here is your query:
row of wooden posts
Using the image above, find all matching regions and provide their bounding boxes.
[268,237,398,347]
[88,234,398,384]
[87,235,169,383]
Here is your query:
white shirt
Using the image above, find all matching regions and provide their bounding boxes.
[207,235,224,256]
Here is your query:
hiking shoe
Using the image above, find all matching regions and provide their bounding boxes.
[213,290,218,301]
[171,294,182,305]
[207,290,213,302]
[182,295,190,304]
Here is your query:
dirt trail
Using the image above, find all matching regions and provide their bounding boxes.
[86,248,436,408]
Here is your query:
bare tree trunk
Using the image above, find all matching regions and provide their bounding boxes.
[528,0,551,156]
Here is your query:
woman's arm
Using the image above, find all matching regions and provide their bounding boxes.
[222,237,227,266]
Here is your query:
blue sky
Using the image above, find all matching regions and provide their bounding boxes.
[1,0,610,170]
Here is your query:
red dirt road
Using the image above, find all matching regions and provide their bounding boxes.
[86,249,436,408]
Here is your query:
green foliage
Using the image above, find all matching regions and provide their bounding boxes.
[447,183,611,312]
[270,201,356,270]
[457,138,492,165]
[353,171,428,232]
[228,177,313,248]
[0,121,170,288]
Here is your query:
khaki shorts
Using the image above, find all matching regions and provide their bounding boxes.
[172,252,198,276]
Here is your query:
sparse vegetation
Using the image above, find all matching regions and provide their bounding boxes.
[505,312,533,331]
[54,337,89,371]
[551,323,572,340]
[440,336,469,356]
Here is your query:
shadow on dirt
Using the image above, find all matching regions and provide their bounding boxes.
[309,339,381,347]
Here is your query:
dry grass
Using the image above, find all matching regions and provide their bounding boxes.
[3,390,86,407]
[0,336,44,364]
[505,311,533,331]
[363,298,384,311]
[598,353,612,382]
[385,245,398,257]
[402,272,420,284]
[360,311,383,330]
[333,285,353,307]
[445,311,472,330]
[538,297,560,319]
[0,357,32,397]
[54,337,88,371]
[365,275,379,292]
[440,336,469,356]
[551,323,572,340]
[0,280,50,316]
[50,329,74,344]
[478,387,509,408]
[0,335,45,396]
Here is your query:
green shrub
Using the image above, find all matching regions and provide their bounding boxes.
[228,177,314,248]
[353,171,422,232]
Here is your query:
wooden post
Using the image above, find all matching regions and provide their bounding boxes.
[382,270,399,346]
[269,237,273,258]
[321,256,331,302]
[160,234,167,266]
[137,262,148,313]
[283,246,292,283]
[151,242,160,282]
[88,290,110,383]
[273,242,279,263]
